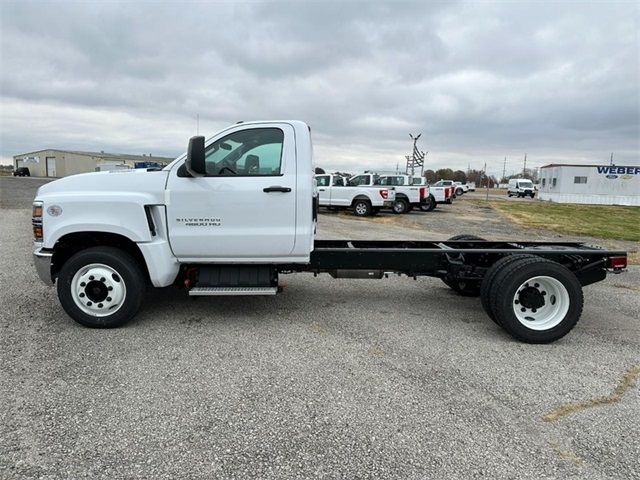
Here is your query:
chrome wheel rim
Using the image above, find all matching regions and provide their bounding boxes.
[71,263,126,317]
[512,275,569,330]
[393,201,404,213]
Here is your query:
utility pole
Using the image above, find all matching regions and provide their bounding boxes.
[484,161,489,200]
[523,153,527,177]
[502,157,506,183]
[610,152,614,166]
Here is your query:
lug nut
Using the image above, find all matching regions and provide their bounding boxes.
[534,283,539,288]
[80,282,86,287]
[521,307,526,312]
[98,303,103,308]
[87,301,92,306]
[541,291,546,296]
[108,286,113,291]
[89,276,95,280]
[106,297,112,302]
[532,308,537,313]
[514,300,519,305]
[79,293,85,298]
[100,277,105,282]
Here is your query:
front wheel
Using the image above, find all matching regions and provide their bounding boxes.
[489,257,583,343]
[57,247,145,328]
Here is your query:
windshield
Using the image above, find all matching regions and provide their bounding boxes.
[518,181,533,188]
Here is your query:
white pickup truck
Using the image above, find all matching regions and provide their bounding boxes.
[315,173,395,216]
[31,120,627,344]
[409,177,453,206]
[348,173,435,214]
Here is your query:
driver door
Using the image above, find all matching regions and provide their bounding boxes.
[166,123,297,260]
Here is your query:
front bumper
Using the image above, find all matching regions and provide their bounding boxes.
[33,246,54,285]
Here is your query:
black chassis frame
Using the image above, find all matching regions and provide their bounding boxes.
[281,239,626,287]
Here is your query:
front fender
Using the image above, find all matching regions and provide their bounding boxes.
[39,193,157,248]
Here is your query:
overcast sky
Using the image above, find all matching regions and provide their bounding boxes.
[1,1,638,177]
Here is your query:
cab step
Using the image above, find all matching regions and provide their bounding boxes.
[188,286,278,296]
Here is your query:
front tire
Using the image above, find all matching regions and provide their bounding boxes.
[57,247,145,328]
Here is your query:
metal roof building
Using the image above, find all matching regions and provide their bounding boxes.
[538,164,640,206]
[13,149,175,178]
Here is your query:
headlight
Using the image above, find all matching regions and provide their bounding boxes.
[32,201,43,242]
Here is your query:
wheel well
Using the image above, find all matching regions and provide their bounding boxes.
[51,232,150,283]
[351,196,371,205]
[395,194,408,201]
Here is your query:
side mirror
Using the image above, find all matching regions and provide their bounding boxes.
[185,136,206,176]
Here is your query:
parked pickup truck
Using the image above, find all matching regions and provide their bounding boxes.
[454,182,470,195]
[375,174,436,213]
[348,173,434,214]
[315,173,394,216]
[410,177,452,206]
[430,180,456,203]
[32,120,627,344]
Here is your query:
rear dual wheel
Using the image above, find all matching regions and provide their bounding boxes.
[481,256,583,343]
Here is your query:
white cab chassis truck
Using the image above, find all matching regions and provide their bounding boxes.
[314,173,395,216]
[32,121,627,343]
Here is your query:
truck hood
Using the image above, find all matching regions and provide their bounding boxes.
[36,169,169,204]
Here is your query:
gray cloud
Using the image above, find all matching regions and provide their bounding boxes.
[1,0,638,176]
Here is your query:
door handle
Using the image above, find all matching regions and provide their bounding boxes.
[263,186,292,193]
[318,188,326,191]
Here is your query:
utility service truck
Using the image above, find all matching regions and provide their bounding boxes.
[32,121,627,343]
[315,173,395,216]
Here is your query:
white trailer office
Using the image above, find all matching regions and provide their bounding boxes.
[538,164,640,206]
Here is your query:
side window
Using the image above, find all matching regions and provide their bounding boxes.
[315,175,330,187]
[349,175,368,186]
[332,176,345,186]
[204,128,284,176]
[574,176,587,184]
[552,178,557,187]
[542,178,546,187]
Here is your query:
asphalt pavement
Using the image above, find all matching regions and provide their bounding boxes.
[1,176,639,479]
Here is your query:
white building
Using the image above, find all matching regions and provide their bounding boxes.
[538,164,640,206]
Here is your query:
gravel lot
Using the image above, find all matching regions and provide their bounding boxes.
[1,176,639,479]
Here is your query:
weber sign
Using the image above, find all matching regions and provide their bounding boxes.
[596,166,640,180]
